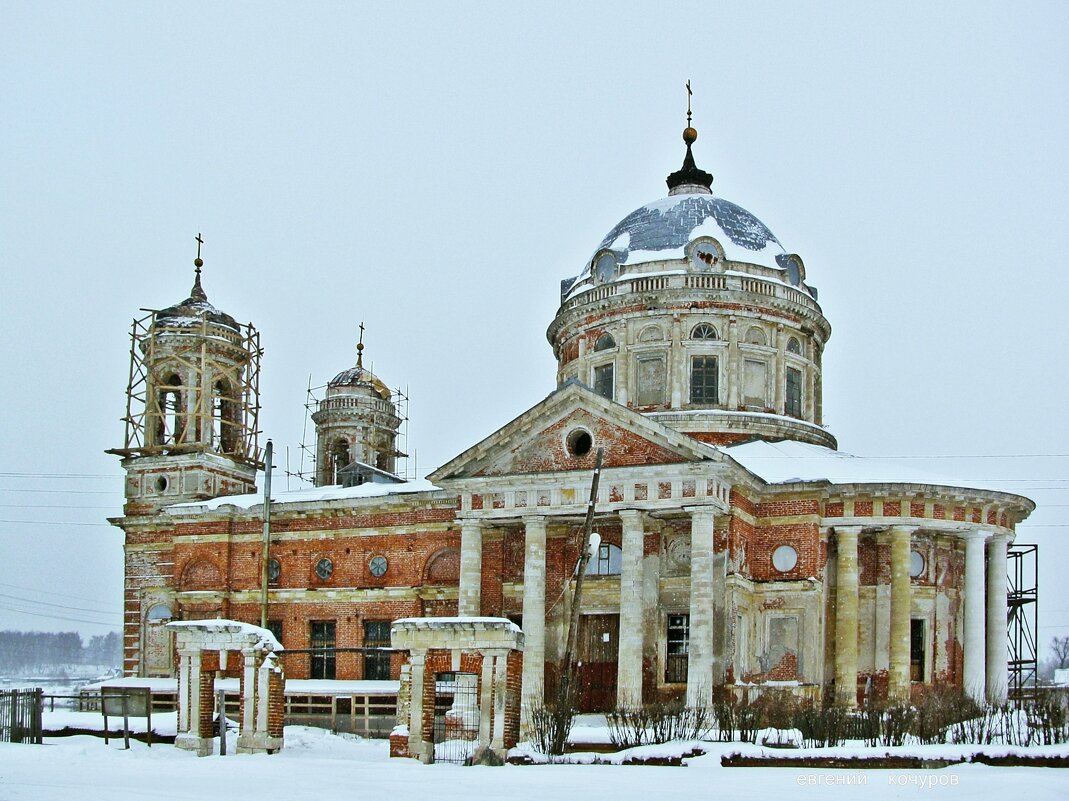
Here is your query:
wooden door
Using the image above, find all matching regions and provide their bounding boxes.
[576,614,619,712]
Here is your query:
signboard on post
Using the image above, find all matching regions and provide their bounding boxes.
[101,687,153,748]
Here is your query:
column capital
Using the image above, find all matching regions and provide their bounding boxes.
[459,518,486,530]
[521,514,548,527]
[959,528,990,542]
[986,531,1011,547]
[618,509,644,524]
[834,525,863,540]
[888,524,918,537]
[683,505,718,521]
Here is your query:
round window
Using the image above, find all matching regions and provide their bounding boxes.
[369,555,388,577]
[772,545,798,573]
[315,557,333,581]
[910,551,925,578]
[566,428,593,458]
[268,558,281,581]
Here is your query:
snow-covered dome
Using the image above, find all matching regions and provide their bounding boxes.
[155,270,240,332]
[593,193,787,270]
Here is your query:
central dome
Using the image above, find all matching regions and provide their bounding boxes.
[595,193,786,270]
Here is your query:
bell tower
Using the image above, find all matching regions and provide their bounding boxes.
[108,237,264,514]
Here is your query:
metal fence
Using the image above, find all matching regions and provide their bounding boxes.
[0,688,43,744]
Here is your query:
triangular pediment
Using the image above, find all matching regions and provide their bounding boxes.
[429,382,723,481]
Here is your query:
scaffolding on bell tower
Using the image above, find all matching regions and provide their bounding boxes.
[1007,542,1039,703]
[108,308,264,470]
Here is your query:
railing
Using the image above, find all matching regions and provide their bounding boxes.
[562,271,819,314]
[0,688,43,744]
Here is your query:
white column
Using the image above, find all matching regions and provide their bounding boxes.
[834,526,861,708]
[888,526,913,702]
[241,649,257,734]
[686,507,717,707]
[408,652,427,761]
[458,520,484,617]
[962,530,989,702]
[521,516,547,711]
[478,654,494,747]
[491,652,507,749]
[177,649,192,733]
[617,510,645,708]
[986,533,1009,703]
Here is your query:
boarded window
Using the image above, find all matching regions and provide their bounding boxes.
[635,353,665,406]
[767,615,800,676]
[743,359,768,407]
[744,326,767,346]
[593,363,614,400]
[690,355,719,404]
[786,366,802,417]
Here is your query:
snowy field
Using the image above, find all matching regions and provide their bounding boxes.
[1,724,1066,801]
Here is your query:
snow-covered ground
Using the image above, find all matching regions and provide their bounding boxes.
[1,723,1066,801]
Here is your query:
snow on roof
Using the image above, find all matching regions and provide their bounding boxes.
[167,477,441,514]
[393,616,522,633]
[167,618,282,651]
[725,439,1024,496]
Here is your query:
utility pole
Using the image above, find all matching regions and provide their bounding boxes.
[259,440,273,630]
[550,447,603,755]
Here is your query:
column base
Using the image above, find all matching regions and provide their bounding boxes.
[174,733,214,757]
[236,733,284,754]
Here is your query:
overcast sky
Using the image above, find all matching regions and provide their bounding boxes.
[1,3,1066,658]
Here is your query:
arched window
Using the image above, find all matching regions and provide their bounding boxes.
[330,439,350,484]
[145,604,172,622]
[744,326,767,346]
[158,373,183,445]
[212,378,239,454]
[691,323,719,340]
[593,333,616,352]
[786,337,802,355]
[585,543,623,576]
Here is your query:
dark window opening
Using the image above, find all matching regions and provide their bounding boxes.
[910,619,925,682]
[330,439,350,485]
[666,613,689,682]
[567,429,593,457]
[267,619,283,646]
[212,379,240,454]
[593,363,614,400]
[593,333,616,352]
[786,366,802,418]
[310,621,336,680]
[158,374,183,445]
[363,620,392,680]
[690,356,719,404]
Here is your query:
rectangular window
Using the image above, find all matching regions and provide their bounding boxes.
[310,621,336,680]
[593,363,614,400]
[665,613,689,683]
[785,366,802,417]
[635,353,666,406]
[363,620,392,681]
[690,355,719,404]
[910,619,926,682]
[743,359,768,407]
[267,619,283,647]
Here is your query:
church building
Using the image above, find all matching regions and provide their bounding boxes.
[109,117,1033,715]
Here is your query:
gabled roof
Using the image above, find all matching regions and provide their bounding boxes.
[429,380,724,482]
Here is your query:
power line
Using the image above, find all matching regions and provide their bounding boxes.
[0,581,121,607]
[0,504,119,510]
[0,593,118,616]
[0,519,113,527]
[0,488,119,495]
[0,602,121,628]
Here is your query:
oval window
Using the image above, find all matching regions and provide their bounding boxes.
[910,551,925,578]
[268,558,281,581]
[772,545,798,573]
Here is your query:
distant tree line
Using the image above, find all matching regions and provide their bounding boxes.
[0,630,121,673]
